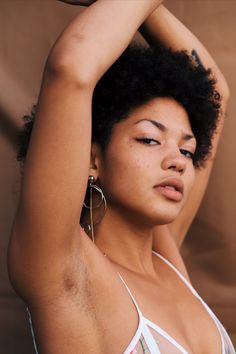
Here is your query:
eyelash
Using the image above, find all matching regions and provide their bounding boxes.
[137,138,194,159]
[137,138,160,145]
[179,149,194,159]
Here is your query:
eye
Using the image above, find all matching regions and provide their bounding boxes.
[137,138,160,145]
[180,149,194,159]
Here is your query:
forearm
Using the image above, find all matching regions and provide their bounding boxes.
[50,0,162,84]
[143,5,230,249]
[139,5,230,101]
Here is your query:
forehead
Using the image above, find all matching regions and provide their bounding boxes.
[125,97,193,134]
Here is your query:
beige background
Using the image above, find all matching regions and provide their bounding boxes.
[0,1,235,353]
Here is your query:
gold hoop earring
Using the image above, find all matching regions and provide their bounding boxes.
[83,176,107,243]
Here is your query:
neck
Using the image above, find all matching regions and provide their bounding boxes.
[94,208,157,275]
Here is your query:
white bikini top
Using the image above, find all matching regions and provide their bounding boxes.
[27,251,235,354]
[120,251,235,354]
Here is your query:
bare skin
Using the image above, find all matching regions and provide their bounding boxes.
[7,1,229,353]
[93,97,196,273]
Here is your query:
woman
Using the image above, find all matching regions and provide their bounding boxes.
[7,0,234,353]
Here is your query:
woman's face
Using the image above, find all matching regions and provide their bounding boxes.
[97,97,196,226]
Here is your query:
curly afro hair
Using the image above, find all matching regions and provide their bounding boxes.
[17,43,221,168]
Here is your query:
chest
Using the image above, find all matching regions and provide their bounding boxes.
[28,253,224,354]
[111,265,223,354]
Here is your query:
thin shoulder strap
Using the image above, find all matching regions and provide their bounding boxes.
[117,272,143,318]
[152,251,228,354]
[152,251,199,296]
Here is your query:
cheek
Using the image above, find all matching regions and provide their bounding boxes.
[99,150,126,196]
[184,166,196,198]
[99,143,153,200]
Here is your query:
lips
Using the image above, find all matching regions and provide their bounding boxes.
[158,178,184,194]
[155,178,184,202]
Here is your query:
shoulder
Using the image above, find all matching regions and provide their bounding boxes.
[152,225,191,283]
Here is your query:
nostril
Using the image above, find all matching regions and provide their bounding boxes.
[168,165,185,174]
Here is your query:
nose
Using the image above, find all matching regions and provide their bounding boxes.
[161,149,187,174]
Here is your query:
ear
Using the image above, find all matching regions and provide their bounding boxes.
[89,143,102,181]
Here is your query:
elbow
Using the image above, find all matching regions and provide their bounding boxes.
[46,45,99,88]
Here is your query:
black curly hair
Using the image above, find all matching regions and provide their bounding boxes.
[17,43,221,168]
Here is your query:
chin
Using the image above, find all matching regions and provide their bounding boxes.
[148,201,184,226]
[154,214,177,226]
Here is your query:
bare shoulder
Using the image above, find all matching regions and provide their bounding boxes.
[152,225,191,283]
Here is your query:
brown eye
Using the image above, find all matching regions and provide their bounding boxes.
[180,149,194,159]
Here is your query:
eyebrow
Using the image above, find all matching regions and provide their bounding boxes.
[134,118,195,142]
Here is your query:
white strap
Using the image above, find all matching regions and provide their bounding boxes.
[152,251,234,354]
[142,325,162,354]
[145,319,189,354]
[118,272,143,318]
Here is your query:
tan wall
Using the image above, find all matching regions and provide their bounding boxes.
[0,1,235,352]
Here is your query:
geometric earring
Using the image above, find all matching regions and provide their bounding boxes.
[83,175,107,243]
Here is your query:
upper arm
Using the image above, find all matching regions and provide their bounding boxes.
[8,62,95,299]
[168,93,230,247]
[19,66,93,232]
[8,0,162,300]
[140,4,230,247]
[152,225,191,282]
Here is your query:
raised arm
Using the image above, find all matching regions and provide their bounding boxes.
[8,0,162,302]
[139,5,230,248]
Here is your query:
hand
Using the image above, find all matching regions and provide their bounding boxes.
[57,0,96,6]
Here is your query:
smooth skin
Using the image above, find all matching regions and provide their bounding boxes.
[8,1,230,353]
